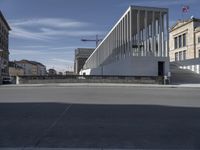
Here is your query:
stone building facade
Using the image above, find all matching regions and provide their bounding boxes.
[0,11,11,83]
[15,60,47,76]
[74,48,94,74]
[169,17,200,74]
[9,61,24,76]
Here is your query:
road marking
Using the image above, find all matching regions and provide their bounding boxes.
[24,104,73,148]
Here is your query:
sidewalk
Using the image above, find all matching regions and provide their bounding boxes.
[1,83,200,88]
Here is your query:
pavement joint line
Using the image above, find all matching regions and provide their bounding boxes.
[0,148,148,150]
[31,104,73,147]
[0,148,157,150]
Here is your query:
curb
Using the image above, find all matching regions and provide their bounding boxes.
[1,83,200,88]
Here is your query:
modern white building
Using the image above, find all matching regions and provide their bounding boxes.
[80,6,170,77]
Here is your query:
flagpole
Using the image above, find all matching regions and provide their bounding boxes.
[181,5,183,20]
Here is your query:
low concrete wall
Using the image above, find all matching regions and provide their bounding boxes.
[17,75,163,84]
[172,58,200,74]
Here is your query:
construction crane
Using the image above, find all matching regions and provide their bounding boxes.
[81,35,102,47]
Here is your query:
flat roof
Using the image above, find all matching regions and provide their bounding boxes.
[130,5,168,12]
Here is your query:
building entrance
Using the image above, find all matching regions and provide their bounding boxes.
[158,61,164,76]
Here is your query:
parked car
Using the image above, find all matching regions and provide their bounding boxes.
[2,76,13,84]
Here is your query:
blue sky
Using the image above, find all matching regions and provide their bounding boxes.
[0,0,199,72]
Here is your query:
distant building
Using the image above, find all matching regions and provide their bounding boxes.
[15,60,46,76]
[0,11,11,83]
[9,61,24,76]
[74,48,95,74]
[48,68,57,76]
[169,17,200,74]
[58,72,63,75]
[65,71,74,75]
[30,61,47,76]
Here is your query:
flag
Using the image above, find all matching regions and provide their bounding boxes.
[182,5,189,13]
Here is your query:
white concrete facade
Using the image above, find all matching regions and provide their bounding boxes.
[81,6,169,76]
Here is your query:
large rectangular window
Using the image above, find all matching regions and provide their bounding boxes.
[199,49,200,58]
[183,33,186,47]
[174,37,178,49]
[198,37,200,44]
[183,50,186,60]
[178,35,182,48]
[179,51,183,61]
[175,34,186,49]
[175,52,178,61]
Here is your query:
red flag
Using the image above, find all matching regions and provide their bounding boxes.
[182,5,189,13]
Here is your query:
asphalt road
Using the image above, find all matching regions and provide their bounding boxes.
[1,85,200,149]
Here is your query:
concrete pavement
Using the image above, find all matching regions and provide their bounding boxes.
[0,85,200,149]
[1,84,200,107]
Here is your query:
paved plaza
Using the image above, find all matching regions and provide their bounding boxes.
[0,84,200,149]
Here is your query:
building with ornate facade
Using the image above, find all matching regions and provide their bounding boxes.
[169,17,200,74]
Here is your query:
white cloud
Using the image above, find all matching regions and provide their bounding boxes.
[9,48,73,56]
[9,18,104,41]
[45,59,74,72]
[50,46,78,50]
[12,45,79,51]
[10,26,50,41]
[10,49,43,55]
[51,58,74,63]
[9,18,89,29]
[20,45,49,49]
[40,27,103,37]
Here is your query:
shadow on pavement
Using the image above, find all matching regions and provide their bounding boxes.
[0,103,200,149]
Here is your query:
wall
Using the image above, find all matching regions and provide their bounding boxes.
[195,30,200,58]
[75,58,87,74]
[0,13,10,77]
[16,63,32,75]
[37,65,46,76]
[81,56,169,76]
[9,67,24,76]
[176,57,200,74]
[17,75,161,84]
